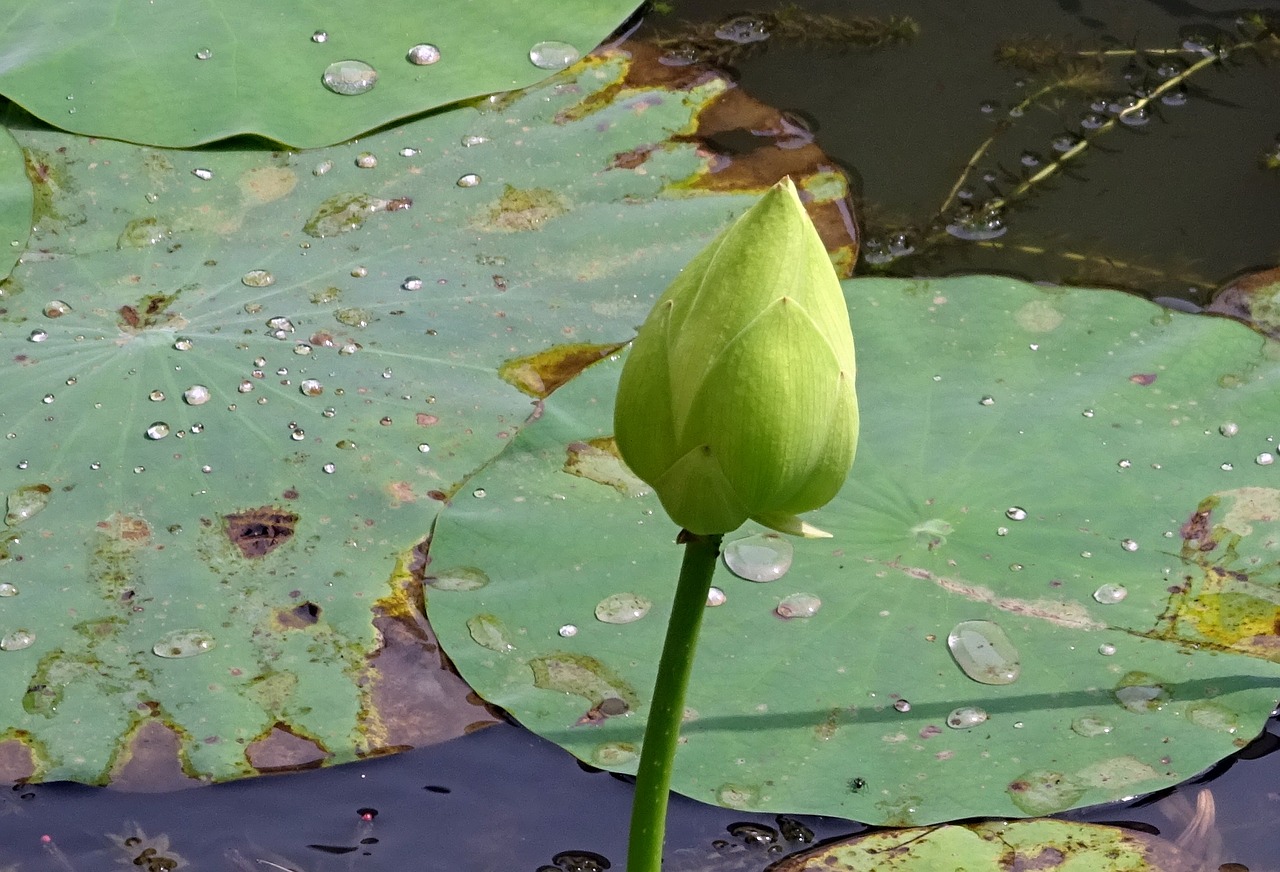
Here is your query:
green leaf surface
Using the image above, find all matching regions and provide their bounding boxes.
[425,274,1280,825]
[0,51,850,787]
[770,819,1193,871]
[0,1,640,148]
[0,126,33,276]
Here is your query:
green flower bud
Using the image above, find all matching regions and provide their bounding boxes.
[614,178,858,537]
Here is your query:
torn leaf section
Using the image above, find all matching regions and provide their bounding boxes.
[499,341,627,398]
[563,437,650,496]
[223,507,298,559]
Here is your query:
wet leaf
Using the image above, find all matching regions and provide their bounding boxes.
[770,819,1193,871]
[426,274,1280,824]
[0,1,641,148]
[0,50,852,787]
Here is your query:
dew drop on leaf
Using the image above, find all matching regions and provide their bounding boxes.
[192,168,213,180]
[152,628,215,658]
[775,593,821,619]
[1071,716,1113,737]
[528,40,580,70]
[1005,506,1028,521]
[594,593,651,625]
[947,620,1021,685]
[946,706,989,729]
[722,532,793,582]
[241,269,275,288]
[322,60,378,96]
[0,583,17,596]
[1092,583,1128,604]
[406,43,441,65]
[456,173,481,188]
[0,629,35,651]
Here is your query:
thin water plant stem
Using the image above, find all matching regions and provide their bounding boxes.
[627,530,724,872]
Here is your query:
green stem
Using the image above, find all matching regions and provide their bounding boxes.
[627,530,724,872]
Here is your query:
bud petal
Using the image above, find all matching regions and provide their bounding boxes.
[614,177,858,536]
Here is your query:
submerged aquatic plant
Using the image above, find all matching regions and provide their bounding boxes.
[616,177,857,872]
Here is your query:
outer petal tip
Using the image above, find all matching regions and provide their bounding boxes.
[754,512,833,539]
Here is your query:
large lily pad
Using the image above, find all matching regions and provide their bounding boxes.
[425,274,1280,825]
[0,0,641,148]
[0,50,854,787]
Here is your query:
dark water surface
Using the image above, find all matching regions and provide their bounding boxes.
[5,0,1280,869]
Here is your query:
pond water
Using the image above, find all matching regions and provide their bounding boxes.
[4,0,1279,869]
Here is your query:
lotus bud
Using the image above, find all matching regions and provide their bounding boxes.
[613,177,858,537]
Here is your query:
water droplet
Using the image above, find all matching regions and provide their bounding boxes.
[145,422,170,440]
[979,100,997,114]
[1051,133,1082,152]
[152,628,215,658]
[195,47,213,60]
[173,337,193,351]
[714,14,770,43]
[354,152,378,169]
[0,629,35,651]
[947,620,1021,685]
[979,395,995,406]
[266,315,294,334]
[1082,408,1094,418]
[1221,462,1234,471]
[89,461,101,470]
[592,742,637,766]
[1117,459,1131,468]
[41,394,54,405]
[461,134,490,147]
[311,30,328,43]
[1257,452,1275,466]
[290,429,306,441]
[945,209,1007,241]
[148,389,166,402]
[237,380,254,394]
[1120,538,1139,552]
[558,624,578,638]
[0,583,16,598]
[1005,506,1027,521]
[241,269,275,288]
[893,699,912,713]
[456,173,481,187]
[1070,716,1113,737]
[334,307,372,328]
[42,300,71,318]
[946,706,989,729]
[299,379,323,397]
[472,488,486,499]
[293,343,312,356]
[322,60,378,96]
[1092,583,1128,604]
[1220,422,1239,437]
[322,462,336,474]
[722,532,793,582]
[312,159,333,176]
[714,783,761,810]
[192,168,214,180]
[594,593,652,625]
[1098,642,1117,656]
[28,329,47,342]
[467,613,515,653]
[1020,150,1041,167]
[706,586,726,607]
[528,40,580,70]
[5,484,51,526]
[1114,671,1169,713]
[775,593,821,619]
[336,439,357,450]
[406,43,441,65]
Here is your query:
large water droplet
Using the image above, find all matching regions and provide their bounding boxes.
[558,624,578,638]
[947,620,1021,685]
[1092,583,1128,604]
[594,593,651,625]
[145,422,170,440]
[775,593,821,619]
[27,329,47,342]
[299,379,323,397]
[182,385,210,406]
[192,168,214,180]
[322,60,378,95]
[0,583,17,596]
[722,532,793,582]
[42,300,71,318]
[1113,671,1169,713]
[706,586,726,607]
[153,629,216,658]
[241,269,275,288]
[1005,506,1028,521]
[0,629,35,651]
[5,484,52,526]
[1120,538,1139,552]
[406,43,441,65]
[1070,716,1114,737]
[467,613,515,653]
[427,566,489,591]
[528,40,580,70]
[456,173,481,187]
[946,706,989,729]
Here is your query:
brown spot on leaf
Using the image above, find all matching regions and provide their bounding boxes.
[0,733,38,784]
[245,723,332,773]
[223,506,298,558]
[107,718,202,792]
[499,341,628,399]
[1129,373,1157,385]
[96,513,152,545]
